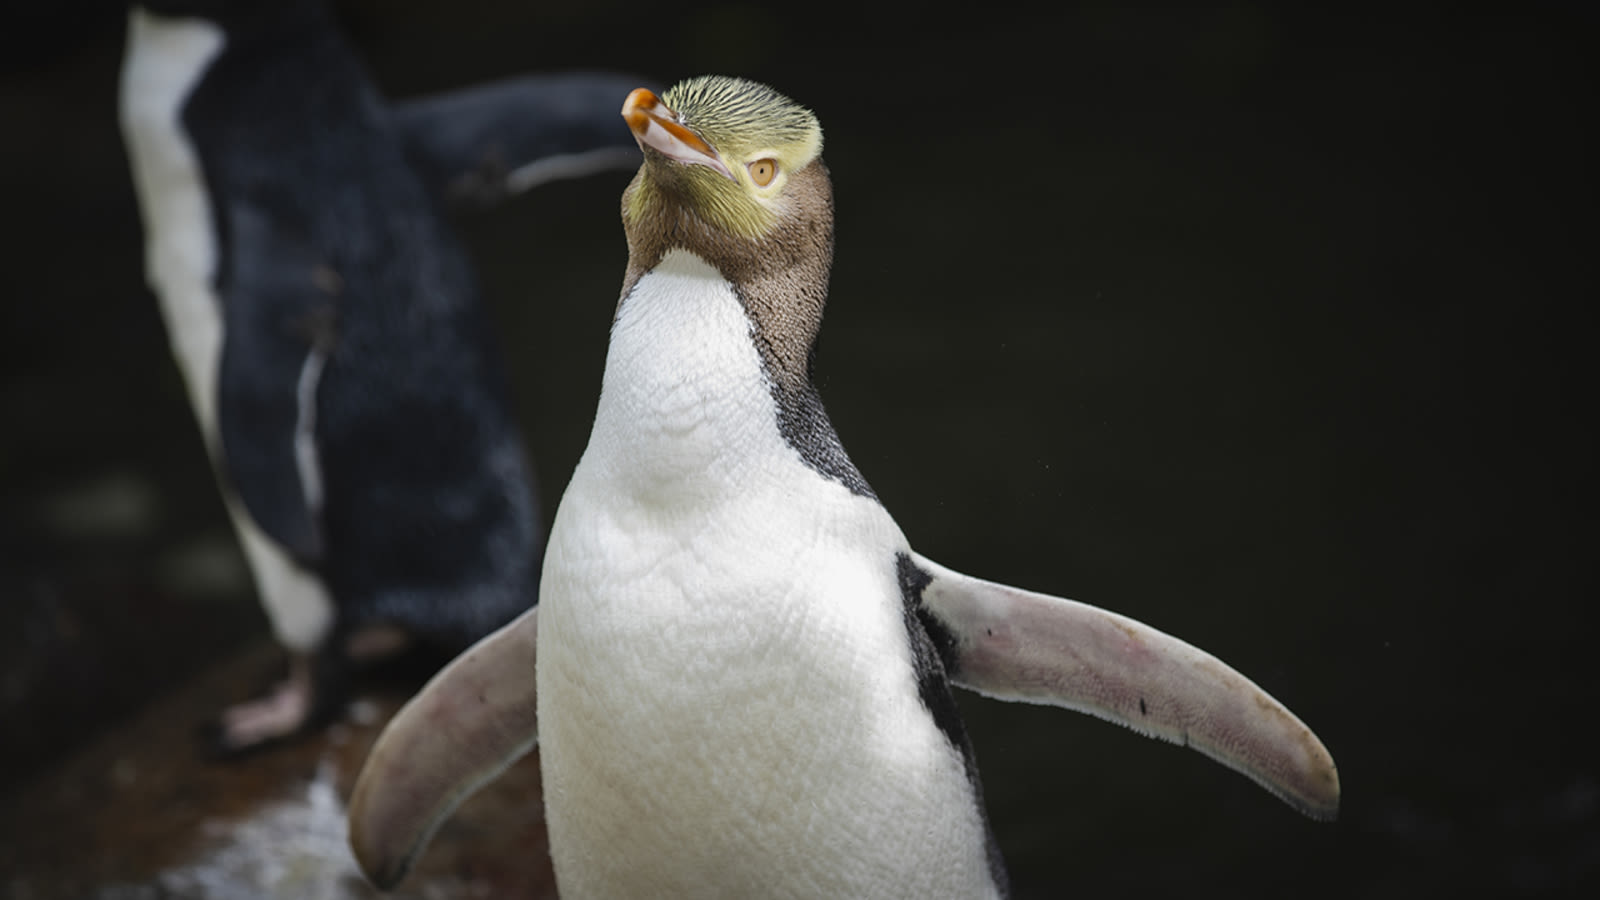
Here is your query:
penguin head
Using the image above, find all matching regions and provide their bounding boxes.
[621,76,831,260]
[620,76,836,383]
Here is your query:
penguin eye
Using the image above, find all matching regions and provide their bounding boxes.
[748,158,778,187]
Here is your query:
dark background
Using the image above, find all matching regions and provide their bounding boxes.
[1,1,1593,897]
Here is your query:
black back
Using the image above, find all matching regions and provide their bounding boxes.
[177,0,540,645]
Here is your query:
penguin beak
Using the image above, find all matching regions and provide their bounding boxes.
[622,88,736,181]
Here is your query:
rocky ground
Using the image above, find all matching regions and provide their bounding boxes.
[1,642,553,900]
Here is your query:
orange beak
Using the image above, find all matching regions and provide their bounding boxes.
[622,87,736,181]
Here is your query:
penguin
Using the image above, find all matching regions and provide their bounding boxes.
[117,0,647,754]
[347,76,1340,897]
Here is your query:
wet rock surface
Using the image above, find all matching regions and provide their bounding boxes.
[1,641,553,900]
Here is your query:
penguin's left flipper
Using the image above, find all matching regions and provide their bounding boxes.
[391,72,655,211]
[348,606,540,891]
[216,202,338,562]
[910,553,1342,821]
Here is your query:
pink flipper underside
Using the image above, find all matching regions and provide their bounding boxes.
[913,553,1340,820]
[347,607,541,889]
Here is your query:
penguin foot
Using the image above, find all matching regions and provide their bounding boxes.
[199,629,466,758]
[216,678,312,749]
[201,653,340,758]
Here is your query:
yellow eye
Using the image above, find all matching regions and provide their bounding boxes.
[748,158,778,187]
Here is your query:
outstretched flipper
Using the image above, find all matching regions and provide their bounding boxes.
[347,556,1339,890]
[348,607,541,889]
[391,72,654,209]
[911,553,1340,820]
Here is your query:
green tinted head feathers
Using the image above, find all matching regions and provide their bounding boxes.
[663,76,822,167]
[623,76,824,240]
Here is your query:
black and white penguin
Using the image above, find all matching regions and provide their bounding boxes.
[117,0,646,753]
[347,76,1340,896]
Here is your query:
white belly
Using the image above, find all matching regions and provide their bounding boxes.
[536,251,997,898]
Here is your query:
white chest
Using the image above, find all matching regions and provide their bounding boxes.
[119,9,226,433]
[535,250,998,898]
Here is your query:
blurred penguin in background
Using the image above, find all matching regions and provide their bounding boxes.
[118,0,647,754]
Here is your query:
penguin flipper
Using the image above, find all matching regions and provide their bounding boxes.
[348,606,540,890]
[909,552,1341,821]
[390,71,652,210]
[216,202,339,562]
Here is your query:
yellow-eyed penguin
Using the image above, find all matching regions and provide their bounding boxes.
[347,75,1340,897]
[118,0,648,754]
